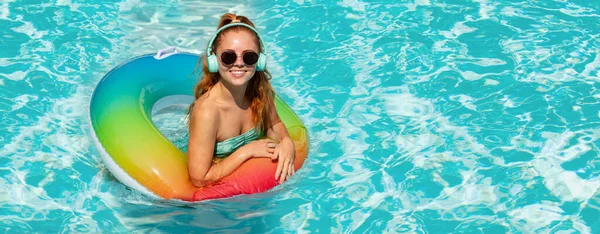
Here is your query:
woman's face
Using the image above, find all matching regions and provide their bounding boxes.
[216,30,259,87]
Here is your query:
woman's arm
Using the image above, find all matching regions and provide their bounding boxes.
[187,101,277,188]
[266,100,291,142]
[265,101,296,183]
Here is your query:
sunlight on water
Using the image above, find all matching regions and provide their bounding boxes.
[1,0,600,233]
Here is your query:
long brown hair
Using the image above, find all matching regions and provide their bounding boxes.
[188,13,275,134]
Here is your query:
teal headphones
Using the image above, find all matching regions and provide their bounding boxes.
[206,22,267,73]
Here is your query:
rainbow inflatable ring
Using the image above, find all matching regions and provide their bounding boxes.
[89,47,309,202]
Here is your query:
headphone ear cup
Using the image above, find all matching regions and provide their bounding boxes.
[256,53,267,72]
[207,54,219,73]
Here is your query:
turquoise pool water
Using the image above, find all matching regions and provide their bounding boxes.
[2,0,600,232]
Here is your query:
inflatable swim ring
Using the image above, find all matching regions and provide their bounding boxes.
[89,47,309,201]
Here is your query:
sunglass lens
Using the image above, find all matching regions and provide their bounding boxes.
[243,52,259,65]
[220,51,237,65]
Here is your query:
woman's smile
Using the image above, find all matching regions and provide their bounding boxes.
[229,70,248,78]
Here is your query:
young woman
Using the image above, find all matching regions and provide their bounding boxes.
[187,13,295,188]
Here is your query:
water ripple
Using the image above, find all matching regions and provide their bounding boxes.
[2,0,600,232]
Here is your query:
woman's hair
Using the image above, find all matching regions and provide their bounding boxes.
[187,13,275,134]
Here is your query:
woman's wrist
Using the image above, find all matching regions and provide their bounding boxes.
[281,136,294,147]
[240,144,253,160]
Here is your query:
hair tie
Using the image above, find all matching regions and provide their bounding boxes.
[231,19,241,23]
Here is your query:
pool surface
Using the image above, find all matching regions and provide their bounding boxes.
[1,0,600,233]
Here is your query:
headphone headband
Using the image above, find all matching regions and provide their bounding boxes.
[206,22,266,55]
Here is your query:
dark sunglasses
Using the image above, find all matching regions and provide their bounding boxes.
[220,50,259,66]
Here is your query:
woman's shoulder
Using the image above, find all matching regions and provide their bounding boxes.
[190,96,219,123]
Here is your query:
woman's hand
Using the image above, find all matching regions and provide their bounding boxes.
[274,137,295,183]
[243,139,278,160]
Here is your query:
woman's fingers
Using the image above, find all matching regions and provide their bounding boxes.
[253,140,276,157]
[283,162,293,182]
[275,155,284,180]
[279,156,292,183]
[253,145,275,158]
[279,165,287,183]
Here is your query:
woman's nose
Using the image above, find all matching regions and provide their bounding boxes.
[233,54,245,67]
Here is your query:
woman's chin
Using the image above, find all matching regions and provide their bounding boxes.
[224,76,251,86]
